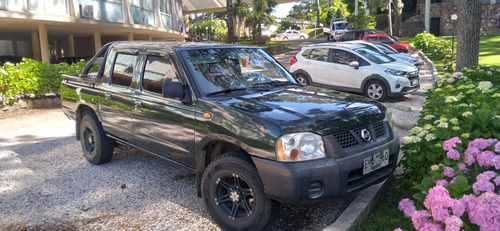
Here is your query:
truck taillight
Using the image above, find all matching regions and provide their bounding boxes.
[290,57,297,66]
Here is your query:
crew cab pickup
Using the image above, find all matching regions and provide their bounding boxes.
[61,41,400,230]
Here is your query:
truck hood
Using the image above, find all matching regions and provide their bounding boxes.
[212,86,385,135]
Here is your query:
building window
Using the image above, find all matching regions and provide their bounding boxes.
[130,0,155,26]
[159,0,173,29]
[431,0,441,3]
[78,0,124,22]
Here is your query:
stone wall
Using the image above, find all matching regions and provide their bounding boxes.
[416,0,500,36]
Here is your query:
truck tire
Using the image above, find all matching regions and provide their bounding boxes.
[79,113,114,165]
[364,80,387,101]
[201,152,279,231]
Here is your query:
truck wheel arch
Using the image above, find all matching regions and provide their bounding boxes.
[195,137,252,197]
[76,105,98,141]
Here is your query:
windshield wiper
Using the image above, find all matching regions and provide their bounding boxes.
[206,87,247,96]
[251,81,288,89]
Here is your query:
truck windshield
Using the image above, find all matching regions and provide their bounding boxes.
[181,48,295,96]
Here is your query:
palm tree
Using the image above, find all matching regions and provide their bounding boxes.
[233,0,249,40]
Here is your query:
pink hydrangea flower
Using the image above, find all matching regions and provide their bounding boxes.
[446,149,461,161]
[477,151,496,167]
[482,171,498,180]
[492,155,500,170]
[472,178,495,194]
[457,163,469,173]
[443,137,462,151]
[436,179,449,186]
[464,147,479,166]
[398,198,417,218]
[420,221,444,231]
[442,167,456,178]
[494,176,500,186]
[412,210,431,230]
[444,215,463,231]
[495,141,500,153]
[469,138,494,150]
[394,229,404,231]
[467,192,500,230]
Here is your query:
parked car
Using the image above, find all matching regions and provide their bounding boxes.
[362,34,411,53]
[342,40,421,69]
[280,29,309,40]
[290,43,420,101]
[341,29,385,42]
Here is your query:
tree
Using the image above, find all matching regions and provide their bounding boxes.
[246,0,276,44]
[392,0,404,36]
[227,0,235,43]
[455,0,481,70]
[233,0,249,40]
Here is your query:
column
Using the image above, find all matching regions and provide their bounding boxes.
[425,0,430,32]
[11,38,18,56]
[147,35,153,40]
[93,30,102,54]
[31,32,41,61]
[38,24,50,63]
[67,34,75,57]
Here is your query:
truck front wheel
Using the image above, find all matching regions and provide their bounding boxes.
[201,152,279,231]
[79,113,114,164]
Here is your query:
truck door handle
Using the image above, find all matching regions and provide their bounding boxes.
[134,100,143,108]
[104,93,111,99]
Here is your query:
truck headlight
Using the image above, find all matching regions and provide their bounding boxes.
[276,132,325,162]
[385,68,408,77]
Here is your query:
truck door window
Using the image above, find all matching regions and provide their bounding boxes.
[142,56,178,94]
[111,53,136,87]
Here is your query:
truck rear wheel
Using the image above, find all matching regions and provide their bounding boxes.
[79,113,114,164]
[201,152,279,231]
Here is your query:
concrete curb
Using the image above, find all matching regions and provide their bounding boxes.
[323,176,394,231]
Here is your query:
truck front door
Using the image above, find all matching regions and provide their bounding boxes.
[131,55,196,169]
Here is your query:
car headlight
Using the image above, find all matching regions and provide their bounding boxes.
[385,68,408,77]
[276,132,325,162]
[385,109,395,129]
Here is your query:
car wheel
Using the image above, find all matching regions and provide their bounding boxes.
[201,152,280,231]
[364,80,387,101]
[79,113,114,164]
[300,36,305,39]
[295,73,310,85]
[283,36,288,40]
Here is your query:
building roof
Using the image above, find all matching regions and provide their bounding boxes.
[183,0,298,14]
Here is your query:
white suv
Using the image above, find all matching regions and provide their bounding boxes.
[289,43,420,101]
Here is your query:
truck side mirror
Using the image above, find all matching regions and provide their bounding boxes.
[349,61,360,69]
[163,81,184,100]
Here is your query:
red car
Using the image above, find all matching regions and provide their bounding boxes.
[362,34,411,53]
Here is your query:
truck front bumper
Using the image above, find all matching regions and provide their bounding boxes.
[252,133,400,204]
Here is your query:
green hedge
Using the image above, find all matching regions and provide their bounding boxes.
[400,66,500,187]
[0,58,88,105]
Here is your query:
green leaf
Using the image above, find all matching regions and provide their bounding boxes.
[444,176,471,199]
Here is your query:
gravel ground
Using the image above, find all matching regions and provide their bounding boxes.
[0,109,356,231]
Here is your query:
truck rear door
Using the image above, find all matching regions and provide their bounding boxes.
[99,52,137,142]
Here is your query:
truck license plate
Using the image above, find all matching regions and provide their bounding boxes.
[363,149,389,175]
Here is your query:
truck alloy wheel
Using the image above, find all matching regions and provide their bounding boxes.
[201,152,279,231]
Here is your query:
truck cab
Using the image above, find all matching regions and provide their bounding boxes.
[323,19,349,41]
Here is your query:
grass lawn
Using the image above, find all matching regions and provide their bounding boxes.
[400,35,500,70]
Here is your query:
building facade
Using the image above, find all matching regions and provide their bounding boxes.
[0,0,186,63]
[417,0,500,36]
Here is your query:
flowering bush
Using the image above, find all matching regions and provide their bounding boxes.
[414,31,453,61]
[397,137,500,231]
[400,66,500,186]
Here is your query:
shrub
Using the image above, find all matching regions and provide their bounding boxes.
[400,66,500,187]
[414,31,453,61]
[397,137,500,231]
[0,58,88,105]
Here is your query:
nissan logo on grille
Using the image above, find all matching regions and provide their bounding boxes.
[360,129,372,142]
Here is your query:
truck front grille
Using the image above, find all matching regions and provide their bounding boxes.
[331,121,387,150]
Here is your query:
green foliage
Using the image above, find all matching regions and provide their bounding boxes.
[0,58,88,105]
[400,66,500,188]
[192,18,228,42]
[347,11,376,29]
[320,3,350,27]
[278,18,300,32]
[414,31,452,60]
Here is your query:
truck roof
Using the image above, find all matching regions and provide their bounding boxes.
[108,41,258,53]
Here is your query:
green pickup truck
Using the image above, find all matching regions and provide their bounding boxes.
[61,41,400,231]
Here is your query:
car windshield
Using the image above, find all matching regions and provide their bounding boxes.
[353,47,395,64]
[181,48,295,96]
[374,43,397,54]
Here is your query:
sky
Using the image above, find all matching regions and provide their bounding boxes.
[272,2,296,18]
